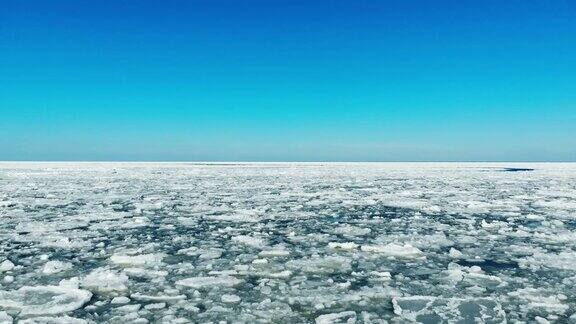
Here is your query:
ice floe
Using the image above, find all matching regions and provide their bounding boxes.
[175,276,243,289]
[315,311,357,324]
[221,294,241,304]
[110,253,164,267]
[42,261,73,275]
[0,261,14,273]
[361,243,425,259]
[81,268,128,295]
[0,285,91,317]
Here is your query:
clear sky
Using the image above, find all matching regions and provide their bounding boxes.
[1,0,575,161]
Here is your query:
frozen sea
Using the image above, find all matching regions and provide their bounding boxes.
[1,162,576,323]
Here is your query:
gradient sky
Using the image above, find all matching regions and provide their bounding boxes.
[1,0,575,161]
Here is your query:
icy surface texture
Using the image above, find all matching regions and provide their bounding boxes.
[0,162,575,323]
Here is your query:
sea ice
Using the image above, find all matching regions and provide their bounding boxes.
[1,162,575,322]
[18,316,87,324]
[232,235,266,248]
[42,261,73,275]
[0,285,92,316]
[110,253,164,267]
[361,243,425,259]
[0,261,14,272]
[111,296,130,305]
[175,276,243,289]
[328,242,359,251]
[81,268,129,295]
[221,294,241,304]
[0,311,12,324]
[130,293,187,302]
[315,311,357,324]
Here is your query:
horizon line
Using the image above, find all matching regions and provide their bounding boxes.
[0,160,574,164]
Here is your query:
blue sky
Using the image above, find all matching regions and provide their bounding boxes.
[1,0,575,161]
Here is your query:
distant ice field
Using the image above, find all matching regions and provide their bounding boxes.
[0,162,575,323]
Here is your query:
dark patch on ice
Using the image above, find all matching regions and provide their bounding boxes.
[520,220,541,229]
[333,204,411,221]
[349,277,369,290]
[457,259,519,272]
[0,201,17,208]
[196,303,207,313]
[501,168,534,172]
[565,219,576,230]
[458,301,482,322]
[244,276,261,287]
[405,268,439,278]
[416,313,443,323]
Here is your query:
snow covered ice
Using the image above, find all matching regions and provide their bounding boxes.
[1,162,576,323]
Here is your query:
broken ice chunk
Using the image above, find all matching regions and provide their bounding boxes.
[287,256,352,274]
[111,296,130,305]
[205,213,258,222]
[315,311,357,324]
[328,242,359,251]
[130,293,187,302]
[42,261,73,275]
[392,296,436,317]
[370,271,392,282]
[334,225,371,236]
[221,294,241,304]
[110,253,164,267]
[256,270,293,279]
[361,243,425,259]
[0,260,15,272]
[232,235,266,248]
[18,316,87,324]
[508,288,569,315]
[0,311,12,323]
[114,304,141,313]
[144,302,165,310]
[392,296,506,323]
[0,285,92,316]
[199,249,223,260]
[449,248,464,259]
[123,267,168,279]
[464,271,504,287]
[259,249,290,257]
[81,268,129,295]
[175,276,243,289]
